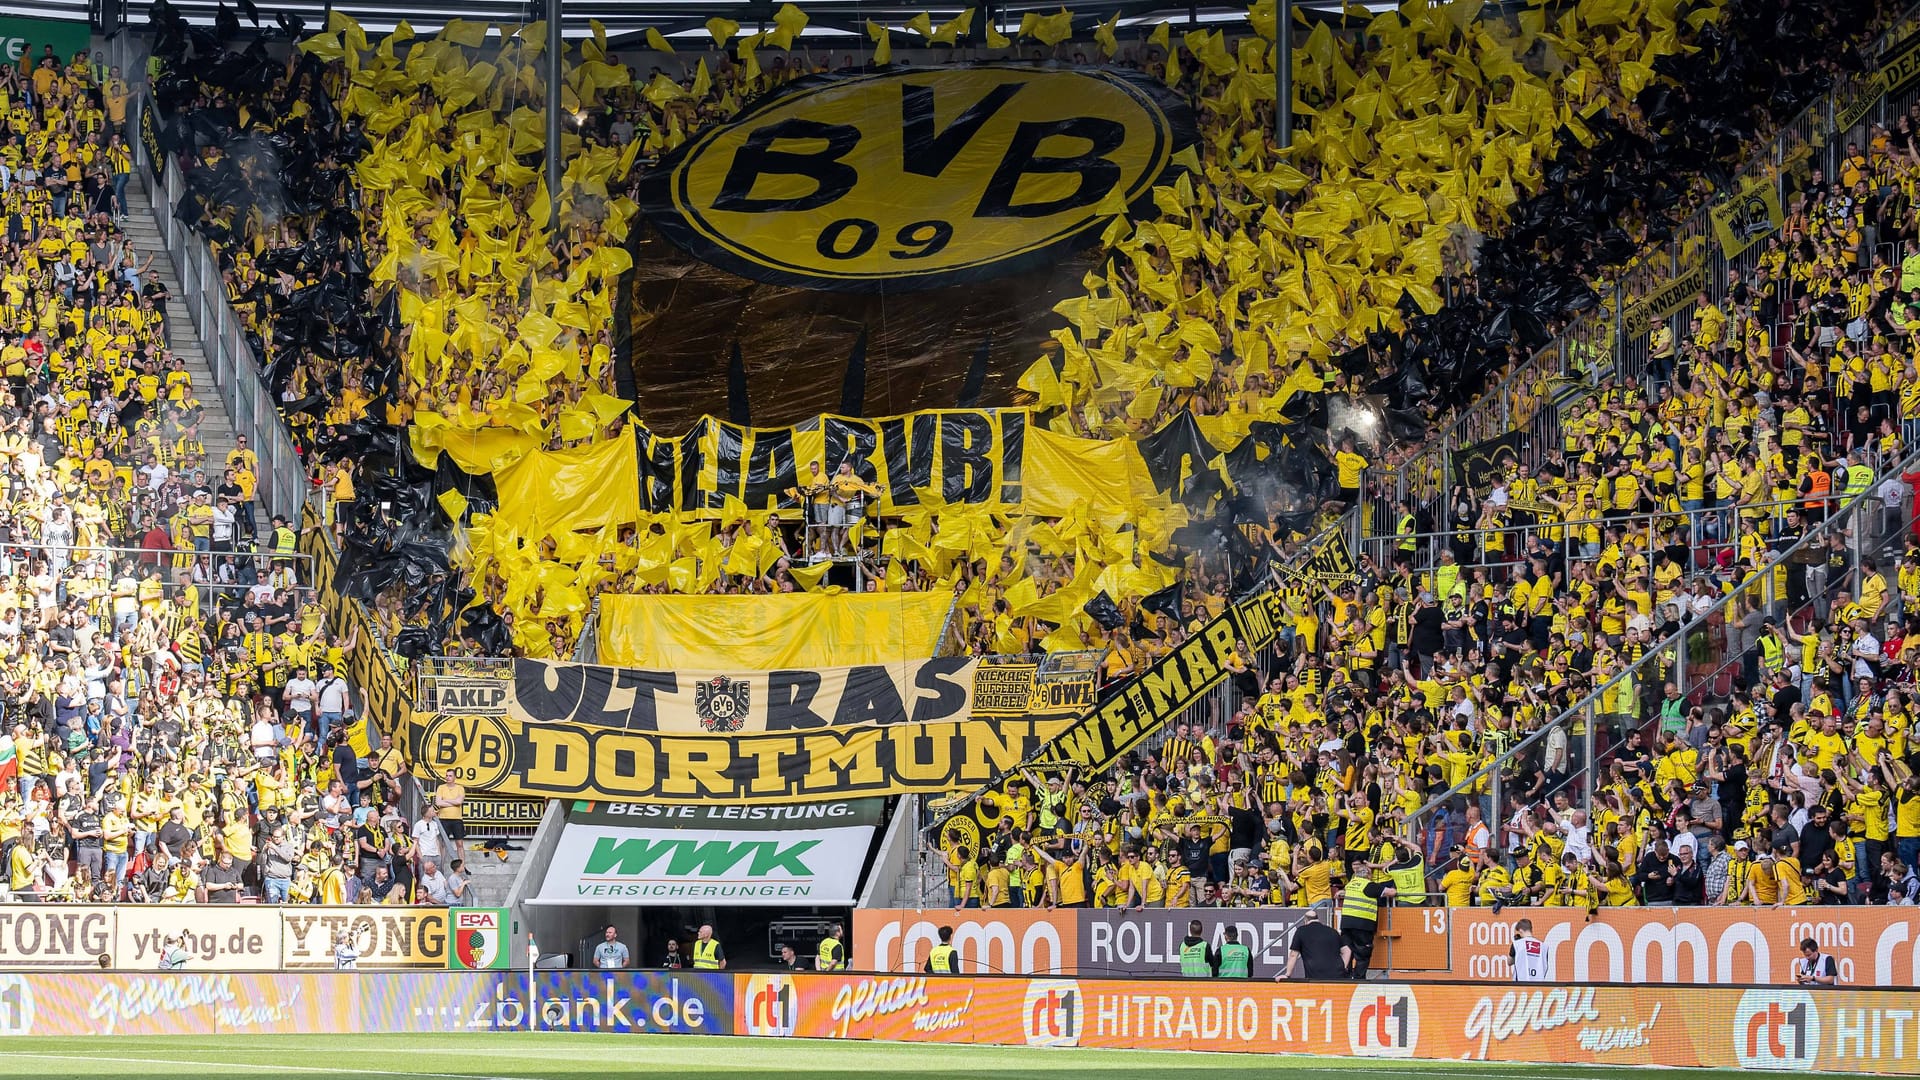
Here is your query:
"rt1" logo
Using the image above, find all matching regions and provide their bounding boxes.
[1022,980,1080,1047]
[744,975,797,1037]
[1736,990,1820,1070]
[645,66,1195,292]
[1347,986,1418,1058]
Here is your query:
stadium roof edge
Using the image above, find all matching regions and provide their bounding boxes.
[22,0,1549,48]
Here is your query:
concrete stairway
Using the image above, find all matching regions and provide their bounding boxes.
[120,167,252,541]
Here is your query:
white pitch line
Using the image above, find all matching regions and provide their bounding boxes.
[0,1051,528,1080]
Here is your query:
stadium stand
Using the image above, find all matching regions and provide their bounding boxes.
[114,0,1920,925]
[0,39,498,909]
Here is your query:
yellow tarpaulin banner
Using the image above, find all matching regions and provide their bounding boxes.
[598,591,952,669]
[492,427,642,537]
[1022,426,1157,517]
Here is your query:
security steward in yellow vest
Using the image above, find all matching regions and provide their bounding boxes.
[1844,454,1876,501]
[816,923,847,971]
[1759,619,1787,676]
[1386,839,1428,906]
[692,925,726,970]
[1338,877,1396,979]
[1396,503,1418,562]
[925,925,959,974]
[1178,918,1220,978]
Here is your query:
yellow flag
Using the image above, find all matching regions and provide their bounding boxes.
[1148,21,1171,48]
[906,11,934,37]
[1094,11,1120,57]
[867,20,893,64]
[706,16,739,46]
[789,560,833,591]
[436,488,469,522]
[1020,8,1073,45]
[931,8,974,44]
[691,59,711,99]
[645,27,675,53]
[985,22,1011,48]
[768,3,809,49]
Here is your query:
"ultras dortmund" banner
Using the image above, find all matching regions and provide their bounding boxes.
[407,702,1073,804]
[430,656,979,733]
[536,800,882,905]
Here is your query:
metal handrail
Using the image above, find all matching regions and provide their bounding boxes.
[1406,445,1920,832]
[129,94,309,526]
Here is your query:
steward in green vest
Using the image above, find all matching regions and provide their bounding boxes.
[1178,919,1218,978]
[270,514,297,556]
[925,926,959,974]
[1217,926,1252,978]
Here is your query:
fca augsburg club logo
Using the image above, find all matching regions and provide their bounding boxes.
[1736,990,1819,1070]
[1348,986,1418,1057]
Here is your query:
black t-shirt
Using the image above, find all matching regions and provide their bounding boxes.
[70,810,101,847]
[1176,836,1210,876]
[201,859,245,902]
[1290,920,1346,979]
[1799,825,1835,872]
[1719,764,1748,814]
[156,820,192,857]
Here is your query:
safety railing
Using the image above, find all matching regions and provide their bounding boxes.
[1358,492,1862,588]
[1404,445,1920,873]
[130,94,308,526]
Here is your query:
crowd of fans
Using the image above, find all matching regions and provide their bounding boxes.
[158,0,1700,671]
[146,0,1920,916]
[946,125,1920,909]
[0,43,488,906]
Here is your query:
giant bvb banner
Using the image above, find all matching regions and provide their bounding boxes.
[412,656,1079,803]
[624,66,1197,433]
[642,66,1196,293]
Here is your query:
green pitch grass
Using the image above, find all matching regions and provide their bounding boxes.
[0,1033,1805,1079]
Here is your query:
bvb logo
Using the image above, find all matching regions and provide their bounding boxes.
[644,65,1196,292]
[419,713,514,790]
[694,675,751,732]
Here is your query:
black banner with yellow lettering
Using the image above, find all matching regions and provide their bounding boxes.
[300,506,415,737]
[406,710,1074,804]
[1036,589,1282,774]
[922,585,1282,834]
[430,656,980,733]
[637,409,1026,514]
